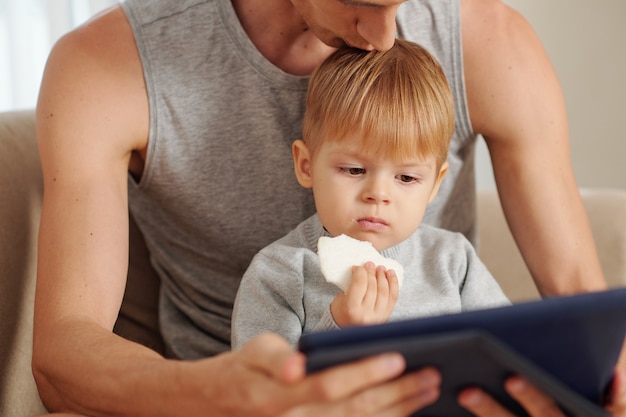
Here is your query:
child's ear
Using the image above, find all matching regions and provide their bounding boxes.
[428,161,449,203]
[292,139,313,188]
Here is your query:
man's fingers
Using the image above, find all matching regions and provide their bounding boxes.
[298,353,407,402]
[285,364,440,417]
[357,367,440,417]
[606,368,626,415]
[240,333,302,381]
[505,376,563,417]
[458,387,516,417]
[459,377,567,417]
[241,342,410,405]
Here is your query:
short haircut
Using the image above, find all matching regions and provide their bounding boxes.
[302,39,455,168]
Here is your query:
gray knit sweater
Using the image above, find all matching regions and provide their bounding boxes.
[232,215,510,349]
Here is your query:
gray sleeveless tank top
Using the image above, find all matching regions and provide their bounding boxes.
[122,0,477,359]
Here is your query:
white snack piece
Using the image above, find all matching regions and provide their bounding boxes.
[317,234,404,292]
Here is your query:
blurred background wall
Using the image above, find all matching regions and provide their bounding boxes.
[0,0,115,111]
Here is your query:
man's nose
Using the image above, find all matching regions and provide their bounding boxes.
[356,5,399,51]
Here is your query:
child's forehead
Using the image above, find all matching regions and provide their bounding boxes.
[321,136,435,165]
[321,135,374,154]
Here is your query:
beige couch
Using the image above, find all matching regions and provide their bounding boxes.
[2,109,625,416]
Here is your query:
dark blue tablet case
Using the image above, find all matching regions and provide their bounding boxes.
[298,288,626,417]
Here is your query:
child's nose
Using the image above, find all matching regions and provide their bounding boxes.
[362,178,391,204]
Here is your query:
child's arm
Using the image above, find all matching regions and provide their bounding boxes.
[231,252,306,349]
[330,262,399,327]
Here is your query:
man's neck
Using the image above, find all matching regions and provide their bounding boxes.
[231,0,336,76]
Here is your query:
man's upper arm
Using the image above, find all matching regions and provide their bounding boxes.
[35,5,149,332]
[462,0,568,149]
[460,0,605,294]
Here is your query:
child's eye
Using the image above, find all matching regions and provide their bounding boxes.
[341,167,366,176]
[397,174,418,183]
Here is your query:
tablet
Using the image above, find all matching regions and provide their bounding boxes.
[298,288,626,416]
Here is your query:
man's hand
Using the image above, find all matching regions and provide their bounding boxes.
[458,370,626,417]
[216,333,440,417]
[330,262,399,327]
[606,368,626,417]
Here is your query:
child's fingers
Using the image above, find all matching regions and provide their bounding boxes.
[347,264,369,303]
[337,263,399,326]
[361,262,379,309]
[387,269,399,298]
[374,265,391,312]
[384,269,400,316]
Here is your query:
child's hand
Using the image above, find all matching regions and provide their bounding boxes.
[330,261,399,327]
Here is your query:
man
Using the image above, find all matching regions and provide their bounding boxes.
[33,0,618,415]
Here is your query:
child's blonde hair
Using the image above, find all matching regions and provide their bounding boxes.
[302,39,455,168]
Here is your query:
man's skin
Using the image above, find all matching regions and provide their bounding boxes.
[33,0,621,415]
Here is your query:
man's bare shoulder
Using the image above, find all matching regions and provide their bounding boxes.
[460,0,558,138]
[52,5,142,87]
[460,0,531,53]
[39,4,148,156]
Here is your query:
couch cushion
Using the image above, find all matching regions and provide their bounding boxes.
[0,109,47,416]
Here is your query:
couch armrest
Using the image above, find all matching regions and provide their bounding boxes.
[478,188,626,302]
[581,188,626,289]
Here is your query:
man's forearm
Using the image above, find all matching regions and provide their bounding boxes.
[32,317,189,416]
[495,164,607,297]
